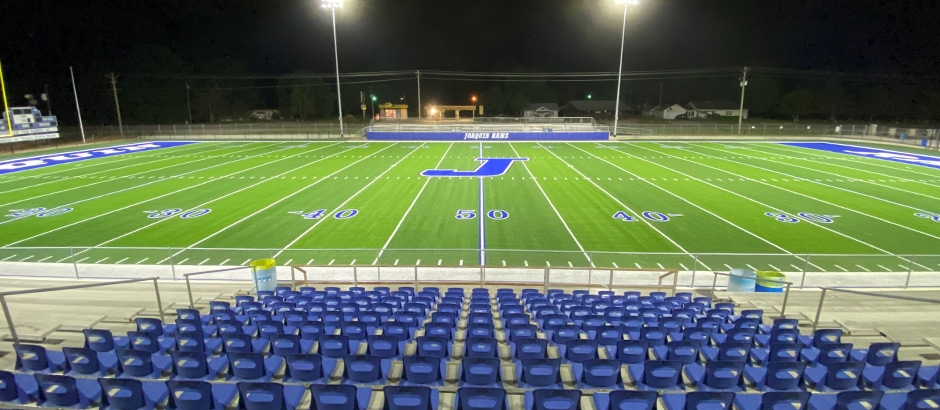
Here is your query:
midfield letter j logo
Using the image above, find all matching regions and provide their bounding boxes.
[421,158,528,177]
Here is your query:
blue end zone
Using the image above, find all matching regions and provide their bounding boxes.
[780,142,940,170]
[0,141,195,175]
[367,131,609,141]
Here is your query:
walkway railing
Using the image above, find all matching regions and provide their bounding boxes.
[708,270,794,319]
[811,287,940,332]
[0,277,164,346]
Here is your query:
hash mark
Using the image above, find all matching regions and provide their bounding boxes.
[438,259,442,266]
[524,260,528,266]
[221,259,230,265]
[833,265,848,272]
[94,257,108,264]
[657,263,665,269]
[724,264,733,270]
[328,259,335,265]
[350,259,356,266]
[1,255,17,262]
[242,259,251,265]
[612,262,619,268]
[19,255,34,262]
[768,264,781,271]
[178,258,189,265]
[76,257,89,263]
[635,263,642,269]
[394,259,399,266]
[568,261,573,267]
[876,264,891,271]
[115,257,128,264]
[197,259,210,266]
[284,259,293,266]
[36,256,52,263]
[856,265,870,272]
[307,259,314,265]
[790,264,802,271]
[746,264,757,271]
[136,258,149,264]
[460,260,464,266]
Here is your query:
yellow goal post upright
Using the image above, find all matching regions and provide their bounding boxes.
[0,59,13,137]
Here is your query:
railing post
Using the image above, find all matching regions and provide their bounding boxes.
[153,279,165,323]
[672,268,679,295]
[812,288,828,332]
[609,269,614,290]
[780,282,792,318]
[353,266,359,287]
[588,251,593,267]
[168,248,176,280]
[543,267,550,293]
[691,254,698,287]
[414,266,419,289]
[1,295,19,347]
[186,275,195,309]
[480,266,485,287]
[71,247,79,279]
[904,255,913,289]
[800,254,809,288]
[711,272,718,295]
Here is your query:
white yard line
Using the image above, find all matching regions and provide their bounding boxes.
[394,259,399,266]
[373,143,454,265]
[350,259,356,265]
[3,143,339,247]
[273,144,423,259]
[512,143,594,266]
[328,259,335,266]
[612,262,618,268]
[438,259,443,266]
[628,143,926,269]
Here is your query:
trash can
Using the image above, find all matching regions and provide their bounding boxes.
[923,139,929,147]
[250,258,277,294]
[727,268,756,292]
[756,271,786,293]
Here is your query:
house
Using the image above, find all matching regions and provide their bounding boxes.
[645,103,689,120]
[247,109,279,121]
[523,103,560,118]
[686,100,747,119]
[377,102,408,120]
[560,100,628,119]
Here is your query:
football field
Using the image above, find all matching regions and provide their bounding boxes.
[1,140,940,274]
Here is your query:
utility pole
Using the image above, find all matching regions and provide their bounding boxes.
[185,82,192,124]
[108,72,124,137]
[737,66,749,135]
[416,70,422,119]
[69,66,86,144]
[658,83,663,106]
[43,84,52,115]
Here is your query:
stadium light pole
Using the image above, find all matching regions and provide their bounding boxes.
[613,0,638,137]
[322,0,344,137]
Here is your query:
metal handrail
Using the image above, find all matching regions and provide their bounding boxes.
[811,287,940,332]
[0,277,164,346]
[709,270,793,319]
[183,266,252,309]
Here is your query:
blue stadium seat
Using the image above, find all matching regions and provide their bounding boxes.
[34,373,99,408]
[284,353,327,383]
[117,349,170,379]
[170,350,226,381]
[594,391,657,410]
[550,325,581,346]
[310,384,371,410]
[895,389,940,410]
[562,339,598,363]
[508,324,539,343]
[15,343,67,373]
[526,389,581,410]
[801,328,843,350]
[367,335,403,360]
[0,370,35,405]
[384,386,438,410]
[576,358,624,389]
[343,354,385,384]
[464,337,498,359]
[238,382,286,410]
[466,323,495,339]
[594,325,624,346]
[628,360,684,390]
[804,342,853,367]
[136,317,173,338]
[226,352,282,382]
[744,360,806,392]
[318,335,352,358]
[128,331,172,354]
[752,342,802,366]
[455,387,507,410]
[460,358,502,387]
[702,341,752,363]
[863,360,920,391]
[687,360,746,392]
[852,342,900,366]
[807,361,865,392]
[401,356,445,386]
[381,322,413,342]
[807,390,883,410]
[415,336,450,359]
[513,338,549,360]
[734,391,810,410]
[222,332,269,355]
[617,340,650,364]
[271,333,304,357]
[84,328,125,353]
[640,326,668,347]
[662,391,735,410]
[517,358,562,388]
[653,341,702,365]
[98,377,168,410]
[424,322,455,340]
[175,331,222,356]
[63,347,114,377]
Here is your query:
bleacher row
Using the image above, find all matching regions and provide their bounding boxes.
[3,285,940,410]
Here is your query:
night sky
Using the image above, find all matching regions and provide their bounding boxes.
[3,1,940,122]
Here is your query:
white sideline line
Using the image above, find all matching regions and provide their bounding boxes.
[0,143,241,208]
[36,256,51,263]
[75,257,89,263]
[3,143,335,247]
[115,257,128,264]
[198,259,210,266]
[94,258,108,264]
[856,265,871,272]
[273,144,422,259]
[630,144,915,269]
[94,143,366,263]
[478,143,485,265]
[0,144,290,229]
[373,143,454,265]
[768,264,781,271]
[834,265,848,272]
[512,143,593,267]
[221,259,230,265]
[1,254,16,261]
[877,264,892,271]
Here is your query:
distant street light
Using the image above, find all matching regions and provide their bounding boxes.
[613,0,639,137]
[322,0,344,136]
[587,93,592,100]
[470,95,478,104]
